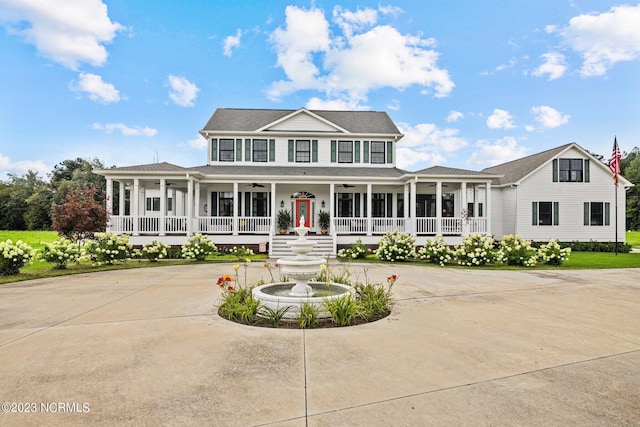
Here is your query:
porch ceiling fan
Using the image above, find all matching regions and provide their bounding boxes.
[342,184,355,188]
[248,183,264,188]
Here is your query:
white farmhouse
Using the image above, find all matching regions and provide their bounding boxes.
[96,108,631,256]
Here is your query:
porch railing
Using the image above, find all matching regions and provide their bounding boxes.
[334,218,368,234]
[197,217,233,234]
[371,218,407,234]
[238,217,271,234]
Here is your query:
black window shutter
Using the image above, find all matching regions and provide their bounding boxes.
[211,138,218,161]
[386,141,393,163]
[605,202,610,226]
[288,140,294,162]
[584,159,590,182]
[269,139,276,162]
[532,202,538,225]
[211,192,217,217]
[552,159,558,182]
[312,140,318,162]
[584,202,590,225]
[236,139,242,161]
[245,139,251,161]
[331,140,337,163]
[553,202,559,225]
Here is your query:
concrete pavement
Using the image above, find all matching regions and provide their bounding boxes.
[1,262,639,426]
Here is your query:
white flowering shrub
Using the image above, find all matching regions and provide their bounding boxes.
[454,233,498,266]
[228,246,254,259]
[41,237,82,269]
[0,239,36,275]
[337,238,369,260]
[181,234,218,260]
[139,240,170,262]
[416,236,453,266]
[498,234,537,267]
[537,239,571,265]
[375,230,416,262]
[85,233,132,266]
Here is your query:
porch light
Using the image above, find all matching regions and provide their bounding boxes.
[321,200,325,208]
[280,200,285,208]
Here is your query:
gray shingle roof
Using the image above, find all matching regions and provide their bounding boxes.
[101,162,187,173]
[413,165,499,177]
[187,164,407,178]
[201,108,402,135]
[482,143,574,185]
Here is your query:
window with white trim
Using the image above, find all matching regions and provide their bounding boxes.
[338,141,353,163]
[252,139,267,162]
[295,140,310,162]
[370,141,385,164]
[584,202,610,226]
[532,201,559,225]
[219,139,235,162]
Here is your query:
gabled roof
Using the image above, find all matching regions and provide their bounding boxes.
[201,108,402,135]
[482,143,574,186]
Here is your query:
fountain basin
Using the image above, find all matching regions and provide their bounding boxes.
[252,281,356,319]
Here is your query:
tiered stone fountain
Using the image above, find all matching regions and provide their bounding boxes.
[252,215,354,319]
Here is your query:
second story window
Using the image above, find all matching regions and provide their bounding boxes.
[338,141,353,163]
[371,141,385,164]
[559,159,583,182]
[219,139,235,162]
[296,140,310,162]
[253,139,267,162]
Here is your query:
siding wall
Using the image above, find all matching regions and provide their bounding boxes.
[515,147,625,242]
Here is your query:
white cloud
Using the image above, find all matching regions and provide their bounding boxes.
[395,122,468,169]
[223,29,242,57]
[532,52,567,80]
[486,109,515,129]
[446,111,464,123]
[466,137,529,167]
[0,152,50,178]
[0,0,123,70]
[167,75,199,107]
[92,123,157,137]
[186,135,207,149]
[530,105,570,128]
[267,5,454,108]
[70,72,120,103]
[561,4,640,76]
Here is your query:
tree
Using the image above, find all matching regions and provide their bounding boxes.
[0,171,49,230]
[621,147,640,230]
[51,184,107,241]
[50,157,107,204]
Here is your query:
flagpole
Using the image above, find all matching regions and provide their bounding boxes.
[615,182,618,255]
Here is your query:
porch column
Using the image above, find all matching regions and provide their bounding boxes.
[404,183,409,234]
[159,179,166,236]
[106,178,113,232]
[461,182,467,235]
[436,181,442,235]
[485,181,492,235]
[187,178,194,236]
[118,181,125,216]
[329,183,335,233]
[366,183,372,236]
[133,179,140,236]
[270,182,277,235]
[233,182,239,236]
[410,179,417,237]
[194,182,201,217]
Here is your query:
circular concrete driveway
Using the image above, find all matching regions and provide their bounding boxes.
[1,263,639,426]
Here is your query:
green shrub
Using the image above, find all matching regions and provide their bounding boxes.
[218,286,259,322]
[228,246,254,259]
[498,234,537,266]
[454,233,498,266]
[375,230,416,262]
[537,239,571,265]
[139,240,170,262]
[85,233,132,266]
[337,238,369,260]
[416,236,453,266]
[181,234,218,260]
[355,282,393,321]
[40,238,82,269]
[0,239,36,275]
[550,241,631,253]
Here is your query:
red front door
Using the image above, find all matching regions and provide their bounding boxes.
[295,199,311,227]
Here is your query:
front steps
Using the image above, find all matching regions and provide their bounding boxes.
[269,234,335,258]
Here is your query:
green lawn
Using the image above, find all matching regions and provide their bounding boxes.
[627,230,640,248]
[0,230,59,251]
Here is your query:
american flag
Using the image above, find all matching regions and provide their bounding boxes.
[610,137,621,187]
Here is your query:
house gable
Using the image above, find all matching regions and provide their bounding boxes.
[258,108,348,133]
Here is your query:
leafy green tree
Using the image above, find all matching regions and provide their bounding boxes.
[621,147,640,230]
[0,171,48,230]
[50,158,107,204]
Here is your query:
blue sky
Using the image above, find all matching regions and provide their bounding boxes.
[1,0,639,179]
